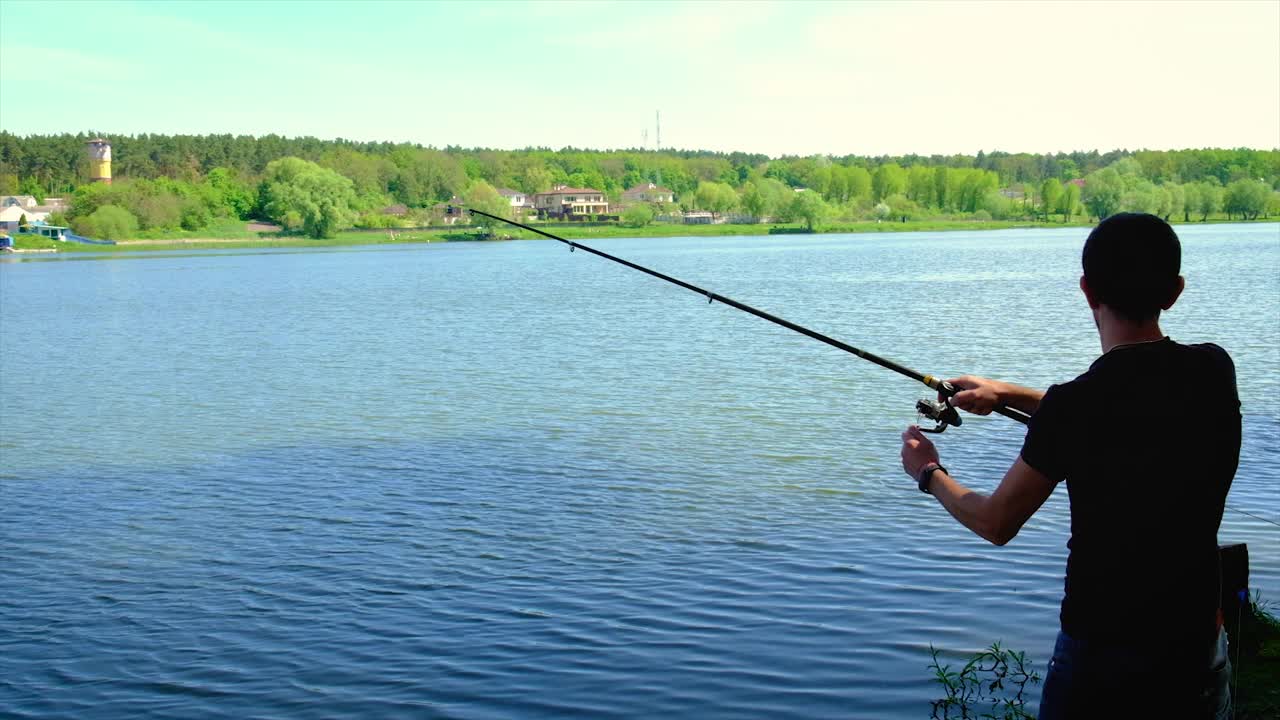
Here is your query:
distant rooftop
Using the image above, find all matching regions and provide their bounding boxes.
[537,186,603,195]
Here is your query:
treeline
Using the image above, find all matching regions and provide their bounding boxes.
[1,132,1276,239]
[62,169,255,239]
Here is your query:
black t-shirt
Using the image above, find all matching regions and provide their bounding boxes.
[1020,338,1241,655]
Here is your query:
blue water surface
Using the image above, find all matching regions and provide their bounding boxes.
[2,223,1277,718]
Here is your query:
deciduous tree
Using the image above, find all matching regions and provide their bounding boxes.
[739,182,765,220]
[463,180,513,222]
[1196,181,1221,221]
[1162,183,1184,222]
[932,166,949,210]
[73,204,138,240]
[694,181,738,215]
[848,166,872,202]
[262,157,358,238]
[1083,168,1123,219]
[1223,179,1269,220]
[788,191,830,231]
[1057,183,1081,222]
[884,193,919,222]
[522,166,554,194]
[17,177,44,203]
[621,204,654,228]
[907,166,934,206]
[1181,183,1201,222]
[205,167,256,219]
[1040,179,1062,221]
[872,163,906,201]
[1121,181,1160,215]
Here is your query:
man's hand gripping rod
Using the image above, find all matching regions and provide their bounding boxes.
[915,377,1033,433]
[456,206,1032,433]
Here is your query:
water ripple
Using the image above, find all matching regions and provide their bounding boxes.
[2,225,1277,719]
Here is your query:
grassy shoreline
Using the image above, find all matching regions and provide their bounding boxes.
[8,217,1272,253]
[3,219,1084,253]
[1236,596,1280,719]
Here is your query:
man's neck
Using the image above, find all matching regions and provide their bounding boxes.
[1097,309,1166,354]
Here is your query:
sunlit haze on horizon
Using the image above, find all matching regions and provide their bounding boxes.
[1,0,1277,156]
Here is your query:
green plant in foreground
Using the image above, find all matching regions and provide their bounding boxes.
[1234,591,1280,719]
[928,642,1040,720]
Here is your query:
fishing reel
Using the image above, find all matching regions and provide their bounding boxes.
[915,396,962,433]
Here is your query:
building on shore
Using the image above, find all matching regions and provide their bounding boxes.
[15,224,69,241]
[532,186,609,219]
[496,188,535,218]
[621,182,675,204]
[0,204,50,231]
[430,199,468,225]
[496,188,529,208]
[1,195,39,210]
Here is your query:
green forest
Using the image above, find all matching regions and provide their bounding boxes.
[1,132,1277,240]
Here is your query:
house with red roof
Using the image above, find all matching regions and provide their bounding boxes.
[532,185,609,219]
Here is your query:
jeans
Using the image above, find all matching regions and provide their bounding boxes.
[1038,628,1231,720]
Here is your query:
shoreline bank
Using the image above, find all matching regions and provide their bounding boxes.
[10,218,1275,253]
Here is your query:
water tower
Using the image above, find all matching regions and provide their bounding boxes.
[86,138,112,184]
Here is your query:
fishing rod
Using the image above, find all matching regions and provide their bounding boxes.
[457,206,1032,432]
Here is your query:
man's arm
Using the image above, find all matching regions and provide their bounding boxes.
[901,427,1056,546]
[926,456,1056,546]
[947,376,1045,417]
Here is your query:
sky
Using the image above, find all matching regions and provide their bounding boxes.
[1,0,1277,157]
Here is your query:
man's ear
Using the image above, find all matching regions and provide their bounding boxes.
[1161,276,1186,310]
[1079,276,1100,309]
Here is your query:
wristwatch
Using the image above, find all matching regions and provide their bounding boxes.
[917,463,947,494]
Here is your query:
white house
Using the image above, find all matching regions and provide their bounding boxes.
[496,188,530,209]
[621,183,675,204]
[0,204,49,231]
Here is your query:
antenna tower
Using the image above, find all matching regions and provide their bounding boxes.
[656,110,661,151]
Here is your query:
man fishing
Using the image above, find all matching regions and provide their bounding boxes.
[899,213,1240,719]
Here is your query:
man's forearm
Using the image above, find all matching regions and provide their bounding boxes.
[926,472,1010,545]
[921,457,1056,547]
[997,382,1045,415]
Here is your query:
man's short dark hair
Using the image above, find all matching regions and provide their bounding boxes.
[1082,213,1181,323]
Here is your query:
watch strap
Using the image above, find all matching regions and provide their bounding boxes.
[918,463,947,494]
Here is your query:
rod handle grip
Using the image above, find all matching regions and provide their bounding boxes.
[992,404,1033,425]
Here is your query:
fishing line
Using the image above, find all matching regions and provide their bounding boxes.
[1223,504,1280,529]
[461,207,1274,526]
[460,206,1030,433]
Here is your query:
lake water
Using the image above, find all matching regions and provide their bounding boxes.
[2,223,1277,719]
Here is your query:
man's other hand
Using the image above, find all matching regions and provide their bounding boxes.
[901,425,940,480]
